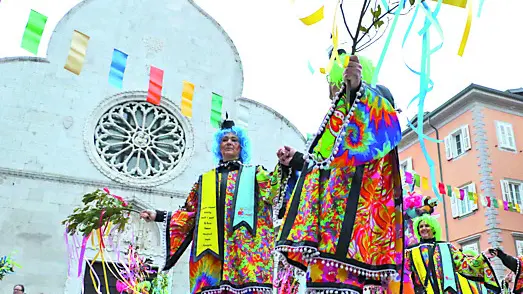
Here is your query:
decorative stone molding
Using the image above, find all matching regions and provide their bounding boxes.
[83,91,194,187]
[0,166,187,199]
[471,106,504,277]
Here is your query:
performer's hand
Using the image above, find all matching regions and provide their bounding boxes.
[343,55,362,91]
[484,248,497,258]
[140,210,156,222]
[277,146,296,166]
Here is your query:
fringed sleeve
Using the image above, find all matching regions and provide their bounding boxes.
[449,244,500,291]
[157,180,199,271]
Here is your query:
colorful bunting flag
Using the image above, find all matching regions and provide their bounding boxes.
[485,196,491,207]
[421,177,429,190]
[492,198,499,208]
[21,9,48,55]
[438,182,446,195]
[447,185,452,197]
[210,92,223,128]
[473,193,478,205]
[414,174,421,187]
[108,49,128,89]
[459,189,465,201]
[64,30,90,75]
[516,204,521,213]
[405,172,413,185]
[503,201,509,211]
[467,192,474,201]
[181,81,195,118]
[146,66,164,105]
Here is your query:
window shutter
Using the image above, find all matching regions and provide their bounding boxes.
[406,158,413,171]
[462,125,471,151]
[445,135,453,160]
[470,183,478,211]
[517,240,523,256]
[506,124,516,150]
[497,122,508,148]
[501,180,510,202]
[451,190,459,218]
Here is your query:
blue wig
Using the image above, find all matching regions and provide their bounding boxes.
[212,126,251,164]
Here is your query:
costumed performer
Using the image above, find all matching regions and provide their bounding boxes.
[274,47,404,293]
[388,192,438,294]
[406,214,501,293]
[140,116,288,294]
[488,248,523,293]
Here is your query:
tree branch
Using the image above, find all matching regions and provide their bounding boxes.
[351,0,370,54]
[357,2,401,44]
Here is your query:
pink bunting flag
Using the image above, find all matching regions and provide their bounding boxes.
[405,172,413,184]
[503,201,509,211]
[459,189,465,200]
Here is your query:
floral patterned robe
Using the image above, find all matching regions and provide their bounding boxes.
[275,84,404,293]
[154,162,282,294]
[405,241,500,294]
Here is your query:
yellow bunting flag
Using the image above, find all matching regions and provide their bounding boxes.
[453,187,460,200]
[299,6,324,25]
[421,177,429,191]
[64,30,90,75]
[473,193,478,205]
[516,204,521,213]
[458,0,472,56]
[181,81,194,118]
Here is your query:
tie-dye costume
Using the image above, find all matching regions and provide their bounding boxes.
[154,162,283,294]
[405,241,500,293]
[276,83,404,293]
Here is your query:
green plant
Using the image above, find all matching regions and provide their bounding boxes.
[62,189,138,236]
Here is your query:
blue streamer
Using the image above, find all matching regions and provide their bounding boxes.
[402,0,445,201]
[371,0,405,87]
[108,49,128,89]
[477,0,485,17]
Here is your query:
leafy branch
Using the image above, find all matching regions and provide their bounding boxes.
[62,189,138,236]
[340,0,417,54]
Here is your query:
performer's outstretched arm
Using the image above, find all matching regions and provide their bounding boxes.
[449,244,500,288]
[141,181,199,270]
[495,248,519,273]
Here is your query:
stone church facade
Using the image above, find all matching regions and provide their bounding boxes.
[0,0,305,293]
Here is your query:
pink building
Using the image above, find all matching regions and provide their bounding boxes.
[399,84,523,277]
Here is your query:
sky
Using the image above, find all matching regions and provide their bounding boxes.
[0,0,522,135]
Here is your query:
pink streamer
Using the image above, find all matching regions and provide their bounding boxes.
[77,234,91,277]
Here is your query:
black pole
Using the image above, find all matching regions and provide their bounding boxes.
[427,114,450,241]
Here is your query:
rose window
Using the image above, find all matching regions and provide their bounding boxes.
[86,95,192,186]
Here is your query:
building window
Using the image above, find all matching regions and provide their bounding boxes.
[496,121,516,151]
[516,239,523,256]
[400,157,413,173]
[461,240,480,256]
[451,183,477,218]
[85,93,194,187]
[445,125,471,160]
[501,179,523,207]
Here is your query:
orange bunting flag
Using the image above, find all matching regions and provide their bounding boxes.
[181,81,195,118]
[64,30,90,75]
